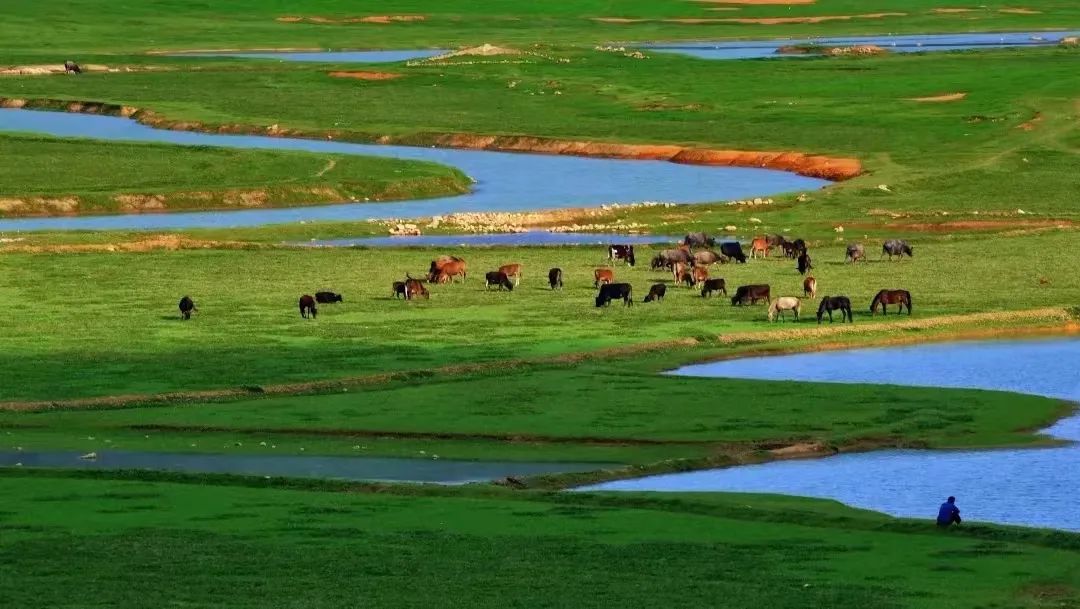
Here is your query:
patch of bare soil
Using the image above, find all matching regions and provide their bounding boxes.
[0,196,80,215]
[600,13,904,25]
[0,64,164,77]
[853,219,1076,232]
[999,7,1041,14]
[275,15,426,25]
[0,234,249,255]
[906,92,967,102]
[1018,111,1043,131]
[328,71,402,80]
[932,8,975,13]
[768,442,832,458]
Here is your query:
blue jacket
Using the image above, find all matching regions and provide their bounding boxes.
[937,501,960,525]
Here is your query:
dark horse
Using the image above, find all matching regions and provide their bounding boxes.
[870,289,912,315]
[816,296,852,324]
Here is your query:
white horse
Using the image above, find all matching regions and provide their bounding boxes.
[767,296,802,322]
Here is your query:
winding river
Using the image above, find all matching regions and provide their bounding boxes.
[583,338,1080,531]
[0,109,827,232]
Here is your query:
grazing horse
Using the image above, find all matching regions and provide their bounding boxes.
[816,295,853,323]
[870,289,912,315]
[766,234,788,253]
[881,239,914,261]
[719,242,747,263]
[64,60,82,74]
[803,276,817,299]
[404,278,429,300]
[693,250,728,266]
[391,281,407,299]
[299,295,318,319]
[548,268,563,290]
[608,244,636,267]
[780,241,799,259]
[700,278,727,298]
[797,252,813,275]
[643,283,667,303]
[594,268,615,288]
[498,263,522,286]
[846,243,865,263]
[731,284,771,306]
[750,237,769,259]
[655,247,693,270]
[429,256,467,283]
[791,239,808,256]
[315,291,343,304]
[178,296,197,320]
[683,232,715,248]
[596,283,633,307]
[767,297,801,322]
[485,271,515,291]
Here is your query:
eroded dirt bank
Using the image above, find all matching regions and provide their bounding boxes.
[0,98,863,182]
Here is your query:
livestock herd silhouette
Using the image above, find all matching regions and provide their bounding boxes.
[176,234,914,324]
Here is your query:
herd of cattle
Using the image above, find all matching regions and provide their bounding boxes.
[176,234,915,324]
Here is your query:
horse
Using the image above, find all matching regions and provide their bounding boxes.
[643,283,666,303]
[870,289,912,315]
[485,271,515,291]
[767,297,801,322]
[750,237,769,259]
[766,234,788,253]
[608,244,636,267]
[816,296,852,323]
[391,281,407,299]
[64,60,82,74]
[596,283,633,307]
[548,268,563,290]
[498,263,522,286]
[693,250,727,266]
[656,248,692,269]
[178,296,197,320]
[797,252,813,275]
[594,268,615,288]
[683,232,715,248]
[299,295,318,319]
[803,276,817,299]
[846,243,865,263]
[731,284,771,306]
[881,239,914,261]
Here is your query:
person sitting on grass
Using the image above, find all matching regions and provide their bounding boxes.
[937,496,962,527]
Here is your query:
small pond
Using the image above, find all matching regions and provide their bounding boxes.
[583,338,1080,531]
[647,31,1080,60]
[0,109,827,232]
[0,449,617,485]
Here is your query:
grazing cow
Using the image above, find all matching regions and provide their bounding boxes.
[881,239,914,260]
[683,232,715,248]
[750,237,769,259]
[846,243,866,263]
[643,283,667,303]
[731,284,771,306]
[404,278,429,300]
[767,296,802,322]
[429,256,467,283]
[797,252,813,275]
[64,60,82,74]
[719,242,747,263]
[299,294,318,319]
[391,281,407,299]
[655,247,693,270]
[803,276,817,299]
[766,234,788,252]
[548,267,563,290]
[700,278,727,298]
[498,263,522,286]
[594,268,615,288]
[691,266,709,285]
[595,283,633,307]
[315,291,343,304]
[817,295,853,324]
[485,271,515,291]
[693,250,728,266]
[178,296,197,320]
[672,261,689,284]
[608,244,636,267]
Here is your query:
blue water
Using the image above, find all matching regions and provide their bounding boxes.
[174,50,446,63]
[648,31,1080,60]
[292,231,687,248]
[0,109,827,231]
[584,338,1080,531]
[0,449,617,485]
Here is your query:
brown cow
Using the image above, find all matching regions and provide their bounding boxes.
[429,256,467,283]
[691,266,709,285]
[498,263,522,286]
[693,250,728,266]
[803,276,818,299]
[594,268,615,288]
[672,261,688,284]
[750,237,769,259]
[404,278,429,300]
[299,294,317,319]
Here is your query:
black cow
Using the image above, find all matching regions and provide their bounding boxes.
[485,271,515,291]
[731,284,771,306]
[299,294,318,319]
[882,239,914,260]
[596,283,633,307]
[315,291,343,304]
[64,60,82,74]
[700,278,727,298]
[643,283,666,303]
[797,252,813,275]
[719,242,747,263]
[608,245,636,267]
[683,232,716,248]
[178,296,197,320]
[548,267,563,290]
